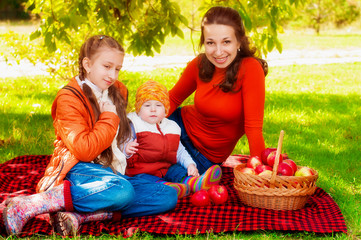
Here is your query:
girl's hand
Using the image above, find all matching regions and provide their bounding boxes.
[125,139,139,156]
[187,164,199,177]
[100,100,117,114]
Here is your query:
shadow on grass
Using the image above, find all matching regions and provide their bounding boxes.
[0,112,54,162]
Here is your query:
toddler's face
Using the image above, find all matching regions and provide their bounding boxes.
[138,100,166,124]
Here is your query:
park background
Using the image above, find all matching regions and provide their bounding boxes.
[0,0,361,239]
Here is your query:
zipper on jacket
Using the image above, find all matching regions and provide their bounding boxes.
[156,123,168,161]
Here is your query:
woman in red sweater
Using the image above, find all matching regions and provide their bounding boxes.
[168,6,268,174]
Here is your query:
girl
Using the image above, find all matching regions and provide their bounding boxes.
[3,35,178,236]
[168,6,268,174]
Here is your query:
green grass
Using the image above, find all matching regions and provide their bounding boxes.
[1,21,361,239]
[1,62,361,239]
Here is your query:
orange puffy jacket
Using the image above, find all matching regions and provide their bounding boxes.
[36,77,127,193]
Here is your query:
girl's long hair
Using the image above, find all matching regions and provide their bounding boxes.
[78,35,131,168]
[198,6,268,92]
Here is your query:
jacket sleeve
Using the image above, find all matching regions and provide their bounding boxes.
[54,93,120,162]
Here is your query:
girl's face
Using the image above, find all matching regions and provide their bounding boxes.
[203,24,240,69]
[83,47,124,91]
[138,100,166,125]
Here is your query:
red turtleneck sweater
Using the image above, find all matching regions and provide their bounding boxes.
[168,56,265,163]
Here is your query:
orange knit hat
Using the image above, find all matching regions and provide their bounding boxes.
[135,80,170,115]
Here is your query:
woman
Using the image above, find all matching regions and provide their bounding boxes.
[168,6,268,174]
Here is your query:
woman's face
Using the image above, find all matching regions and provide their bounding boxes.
[83,47,124,91]
[203,24,240,69]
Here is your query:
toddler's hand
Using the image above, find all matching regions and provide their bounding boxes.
[100,100,117,114]
[187,164,199,177]
[125,139,139,156]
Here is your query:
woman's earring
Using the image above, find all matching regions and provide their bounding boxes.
[237,48,241,52]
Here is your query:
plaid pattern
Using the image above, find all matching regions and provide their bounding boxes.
[0,155,347,237]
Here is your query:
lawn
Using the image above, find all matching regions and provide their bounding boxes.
[1,22,361,239]
[1,61,361,239]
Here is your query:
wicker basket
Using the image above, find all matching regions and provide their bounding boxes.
[233,131,318,210]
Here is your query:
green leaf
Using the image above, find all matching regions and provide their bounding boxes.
[30,30,41,41]
[153,40,161,53]
[78,2,88,16]
[274,37,283,53]
[176,27,184,38]
[267,37,274,52]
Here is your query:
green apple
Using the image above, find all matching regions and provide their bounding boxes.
[295,166,314,176]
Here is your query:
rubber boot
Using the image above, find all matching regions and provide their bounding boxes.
[52,211,120,236]
[3,182,73,235]
[156,180,190,199]
[180,165,222,192]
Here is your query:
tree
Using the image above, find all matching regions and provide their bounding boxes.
[298,0,360,34]
[3,0,302,79]
[0,0,30,19]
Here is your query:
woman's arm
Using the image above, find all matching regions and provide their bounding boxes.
[242,58,266,157]
[168,57,199,115]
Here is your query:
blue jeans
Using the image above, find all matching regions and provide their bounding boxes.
[168,108,218,175]
[65,162,178,218]
[134,163,188,183]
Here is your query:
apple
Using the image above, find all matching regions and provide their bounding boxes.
[283,159,297,173]
[258,169,273,177]
[261,148,276,164]
[266,150,284,167]
[247,156,262,169]
[207,185,228,205]
[190,190,211,207]
[255,164,273,174]
[295,166,314,176]
[239,167,256,175]
[277,162,294,176]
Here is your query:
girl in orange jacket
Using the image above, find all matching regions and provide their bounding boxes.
[3,35,178,237]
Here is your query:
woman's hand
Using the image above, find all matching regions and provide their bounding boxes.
[222,155,245,168]
[187,164,199,177]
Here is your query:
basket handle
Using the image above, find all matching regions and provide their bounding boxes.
[270,130,285,186]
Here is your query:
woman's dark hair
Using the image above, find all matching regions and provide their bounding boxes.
[78,35,131,168]
[198,6,268,92]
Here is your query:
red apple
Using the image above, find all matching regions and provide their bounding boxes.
[255,164,273,174]
[277,162,294,176]
[283,159,297,173]
[266,150,284,167]
[239,167,256,175]
[295,166,314,176]
[207,185,228,205]
[258,169,273,177]
[261,148,276,164]
[190,190,211,207]
[247,156,262,169]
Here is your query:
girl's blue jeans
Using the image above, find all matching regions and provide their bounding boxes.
[65,162,178,218]
[168,107,218,175]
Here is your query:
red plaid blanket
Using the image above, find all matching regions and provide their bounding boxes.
[0,155,347,237]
